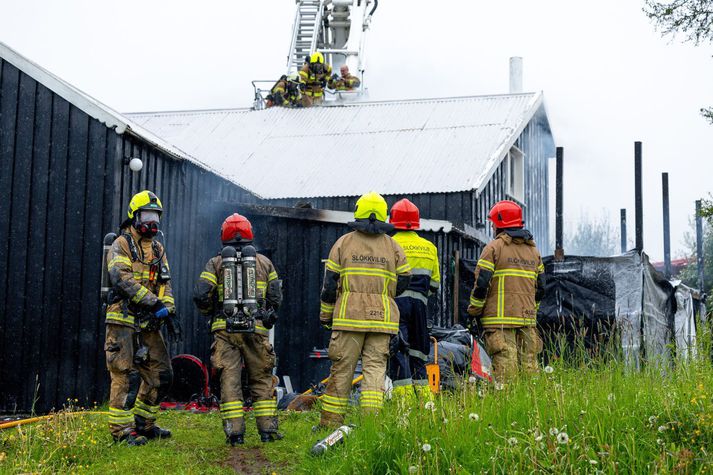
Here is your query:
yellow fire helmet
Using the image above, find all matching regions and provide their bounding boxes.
[354,192,388,222]
[127,190,163,219]
[309,51,325,64]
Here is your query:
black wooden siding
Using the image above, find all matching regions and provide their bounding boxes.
[0,57,257,412]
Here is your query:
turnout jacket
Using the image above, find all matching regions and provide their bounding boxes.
[328,73,361,91]
[106,226,175,328]
[467,229,545,328]
[319,228,411,334]
[299,63,333,97]
[391,231,440,304]
[194,253,279,336]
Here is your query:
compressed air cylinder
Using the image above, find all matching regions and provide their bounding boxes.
[100,232,117,303]
[221,246,239,317]
[311,425,354,456]
[240,245,258,317]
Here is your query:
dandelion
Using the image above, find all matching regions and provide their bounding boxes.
[424,401,435,411]
[422,443,432,453]
[648,415,658,425]
[658,425,667,433]
[544,365,554,374]
[468,376,477,383]
[408,467,418,474]
[508,437,518,446]
[656,438,664,445]
[549,427,559,436]
[557,432,569,444]
[533,429,543,442]
[469,413,480,422]
[607,393,615,402]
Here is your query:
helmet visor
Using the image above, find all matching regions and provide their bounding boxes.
[138,210,161,224]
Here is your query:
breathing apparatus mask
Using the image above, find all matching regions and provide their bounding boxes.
[134,210,161,238]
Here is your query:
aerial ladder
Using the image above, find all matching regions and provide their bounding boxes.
[253,0,378,109]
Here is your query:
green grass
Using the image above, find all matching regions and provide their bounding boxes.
[2,343,713,473]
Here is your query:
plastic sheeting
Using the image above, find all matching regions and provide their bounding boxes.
[458,250,699,366]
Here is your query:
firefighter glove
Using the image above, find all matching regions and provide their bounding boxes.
[151,301,169,319]
[261,308,278,330]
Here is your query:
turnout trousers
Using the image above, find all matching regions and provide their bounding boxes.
[389,296,430,388]
[211,330,278,437]
[482,326,542,382]
[320,330,390,427]
[104,324,173,438]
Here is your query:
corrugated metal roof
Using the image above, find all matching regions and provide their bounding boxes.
[128,93,543,199]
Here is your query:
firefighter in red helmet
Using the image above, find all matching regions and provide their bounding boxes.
[466,200,545,382]
[193,213,283,445]
[388,199,440,400]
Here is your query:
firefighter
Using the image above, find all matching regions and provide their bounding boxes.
[193,213,283,446]
[104,190,174,446]
[328,64,361,91]
[466,200,545,382]
[299,51,333,106]
[388,199,440,399]
[318,192,411,428]
[266,73,303,108]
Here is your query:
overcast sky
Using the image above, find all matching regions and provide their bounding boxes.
[2,0,712,260]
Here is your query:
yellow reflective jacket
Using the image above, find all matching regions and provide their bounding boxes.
[194,253,278,336]
[391,231,440,304]
[299,63,333,97]
[467,230,545,328]
[319,231,411,334]
[105,227,174,328]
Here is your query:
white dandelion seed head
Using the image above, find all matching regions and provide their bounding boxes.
[658,425,667,433]
[549,427,559,436]
[557,432,569,444]
[656,438,664,445]
[468,376,477,383]
[422,443,432,453]
[424,401,435,411]
[607,393,615,402]
[408,466,418,474]
[469,413,480,421]
[544,365,554,374]
[648,415,658,425]
[533,429,543,442]
[508,437,518,446]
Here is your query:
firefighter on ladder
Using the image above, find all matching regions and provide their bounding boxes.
[466,200,546,382]
[318,192,411,428]
[193,213,283,445]
[104,190,175,446]
[388,199,440,400]
[299,52,333,107]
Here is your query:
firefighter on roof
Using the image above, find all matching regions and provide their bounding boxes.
[328,64,361,91]
[104,190,175,446]
[193,213,283,446]
[299,52,333,106]
[466,200,546,382]
[388,199,440,399]
[267,73,303,108]
[318,192,411,428]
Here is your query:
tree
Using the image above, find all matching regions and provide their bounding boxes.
[677,218,713,293]
[565,213,619,257]
[644,0,713,124]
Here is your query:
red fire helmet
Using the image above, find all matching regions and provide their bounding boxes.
[390,198,420,230]
[488,200,523,228]
[221,213,254,244]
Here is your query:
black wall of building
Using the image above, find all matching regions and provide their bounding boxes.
[0,57,257,412]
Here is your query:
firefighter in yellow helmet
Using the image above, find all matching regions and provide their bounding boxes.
[318,192,411,428]
[299,51,333,107]
[266,73,303,108]
[193,213,283,446]
[466,200,546,382]
[104,191,175,446]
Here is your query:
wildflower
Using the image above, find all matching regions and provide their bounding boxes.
[469,413,480,422]
[549,427,559,436]
[422,443,432,453]
[508,437,518,446]
[468,376,477,383]
[648,415,657,425]
[579,410,586,416]
[607,393,615,402]
[443,418,449,424]
[494,382,504,391]
[477,388,486,398]
[424,401,435,411]
[408,467,418,474]
[658,425,667,433]
[557,432,569,444]
[511,421,518,427]
[544,365,554,374]
[656,438,664,445]
[533,429,543,442]
[589,460,598,465]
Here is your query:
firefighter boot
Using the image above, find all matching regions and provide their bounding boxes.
[259,431,284,443]
[227,434,244,446]
[113,428,148,447]
[135,415,172,440]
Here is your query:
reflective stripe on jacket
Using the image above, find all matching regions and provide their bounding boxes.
[194,253,278,336]
[320,231,411,334]
[467,231,544,328]
[299,63,333,97]
[391,231,440,305]
[106,227,174,327]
